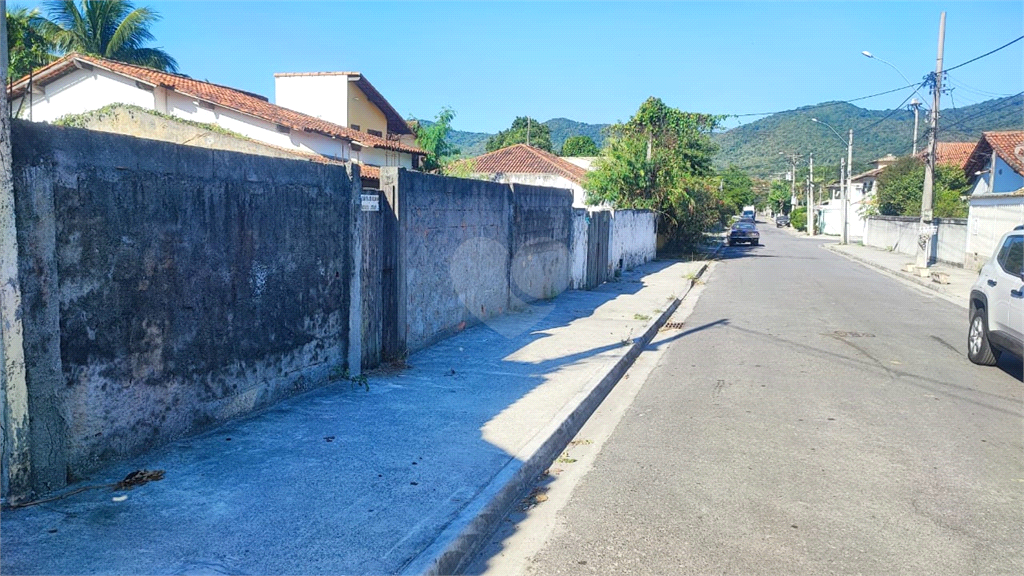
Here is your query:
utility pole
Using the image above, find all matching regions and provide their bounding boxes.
[807,153,815,236]
[909,99,922,156]
[916,12,945,271]
[844,129,852,245]
[526,117,531,146]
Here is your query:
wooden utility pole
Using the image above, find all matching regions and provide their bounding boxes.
[916,11,945,270]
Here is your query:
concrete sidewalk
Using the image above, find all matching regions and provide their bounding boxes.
[0,259,710,576]
[825,242,977,310]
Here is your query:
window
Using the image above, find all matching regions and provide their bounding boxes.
[350,124,360,131]
[998,236,1023,276]
[367,129,382,137]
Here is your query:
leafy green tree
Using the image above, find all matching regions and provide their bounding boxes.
[411,107,460,172]
[718,165,755,214]
[767,180,791,214]
[873,156,969,218]
[560,135,599,157]
[6,7,53,79]
[584,97,723,249]
[485,116,553,153]
[37,0,178,72]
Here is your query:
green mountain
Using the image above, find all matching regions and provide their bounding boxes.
[712,93,1023,178]
[544,117,609,153]
[415,117,609,158]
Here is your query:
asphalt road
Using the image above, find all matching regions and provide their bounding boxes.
[468,223,1024,575]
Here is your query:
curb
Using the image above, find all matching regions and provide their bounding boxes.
[401,260,712,576]
[824,245,967,310]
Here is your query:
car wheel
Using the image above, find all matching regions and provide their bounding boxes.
[753,239,759,246]
[727,240,734,246]
[968,307,999,365]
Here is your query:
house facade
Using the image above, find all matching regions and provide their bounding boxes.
[465,144,592,207]
[7,53,423,187]
[963,131,1024,269]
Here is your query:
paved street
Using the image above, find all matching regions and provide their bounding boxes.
[470,223,1024,575]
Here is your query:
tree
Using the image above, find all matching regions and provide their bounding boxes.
[37,0,178,72]
[485,116,553,153]
[718,164,755,214]
[560,135,599,157]
[872,156,969,218]
[411,107,460,173]
[767,180,791,214]
[584,97,724,249]
[6,7,53,79]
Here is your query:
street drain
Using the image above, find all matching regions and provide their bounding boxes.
[662,322,686,330]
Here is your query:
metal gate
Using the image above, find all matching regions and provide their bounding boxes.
[585,210,610,289]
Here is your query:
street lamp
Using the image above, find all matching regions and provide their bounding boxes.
[811,118,853,245]
[862,51,927,154]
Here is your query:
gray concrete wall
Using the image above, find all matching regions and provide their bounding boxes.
[393,170,513,353]
[863,216,967,267]
[8,121,360,496]
[509,184,572,305]
[381,170,576,354]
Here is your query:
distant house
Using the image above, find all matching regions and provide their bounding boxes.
[963,131,1024,268]
[463,144,592,207]
[819,155,899,238]
[924,141,977,169]
[7,53,424,188]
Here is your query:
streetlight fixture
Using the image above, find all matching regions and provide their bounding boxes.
[811,118,852,245]
[862,50,927,155]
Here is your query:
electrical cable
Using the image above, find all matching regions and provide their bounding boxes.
[730,82,921,118]
[945,35,1024,72]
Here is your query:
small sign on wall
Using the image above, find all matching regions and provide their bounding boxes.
[361,193,380,212]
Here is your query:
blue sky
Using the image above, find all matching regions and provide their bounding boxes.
[14,1,1024,132]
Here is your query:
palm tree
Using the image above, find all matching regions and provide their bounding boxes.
[37,0,178,72]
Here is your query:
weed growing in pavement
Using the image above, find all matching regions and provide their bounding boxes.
[329,364,370,392]
[634,313,652,321]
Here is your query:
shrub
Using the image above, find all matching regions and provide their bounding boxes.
[790,206,807,231]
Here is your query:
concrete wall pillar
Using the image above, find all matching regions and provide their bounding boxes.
[1,0,34,502]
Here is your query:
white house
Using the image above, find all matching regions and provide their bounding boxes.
[963,131,1024,269]
[7,53,424,187]
[464,144,592,208]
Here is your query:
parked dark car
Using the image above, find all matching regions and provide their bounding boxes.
[776,214,790,227]
[728,221,760,246]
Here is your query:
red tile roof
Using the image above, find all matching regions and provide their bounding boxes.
[465,144,589,184]
[964,131,1024,177]
[8,54,424,156]
[918,142,976,169]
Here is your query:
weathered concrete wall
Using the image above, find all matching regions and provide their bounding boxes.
[380,170,575,354]
[8,121,359,495]
[863,215,967,267]
[864,216,921,256]
[610,209,657,272]
[509,184,572,306]
[935,218,968,268]
[394,170,512,352]
[569,209,589,290]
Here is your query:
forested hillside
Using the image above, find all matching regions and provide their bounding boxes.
[712,94,1022,177]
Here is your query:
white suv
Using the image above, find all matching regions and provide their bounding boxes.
[968,225,1024,365]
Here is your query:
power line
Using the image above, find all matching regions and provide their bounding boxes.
[945,35,1024,72]
[730,82,921,118]
[854,83,928,133]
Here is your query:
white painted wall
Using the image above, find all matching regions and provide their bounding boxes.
[481,172,587,207]
[609,209,656,272]
[12,68,155,121]
[569,209,589,289]
[966,197,1024,269]
[274,74,350,127]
